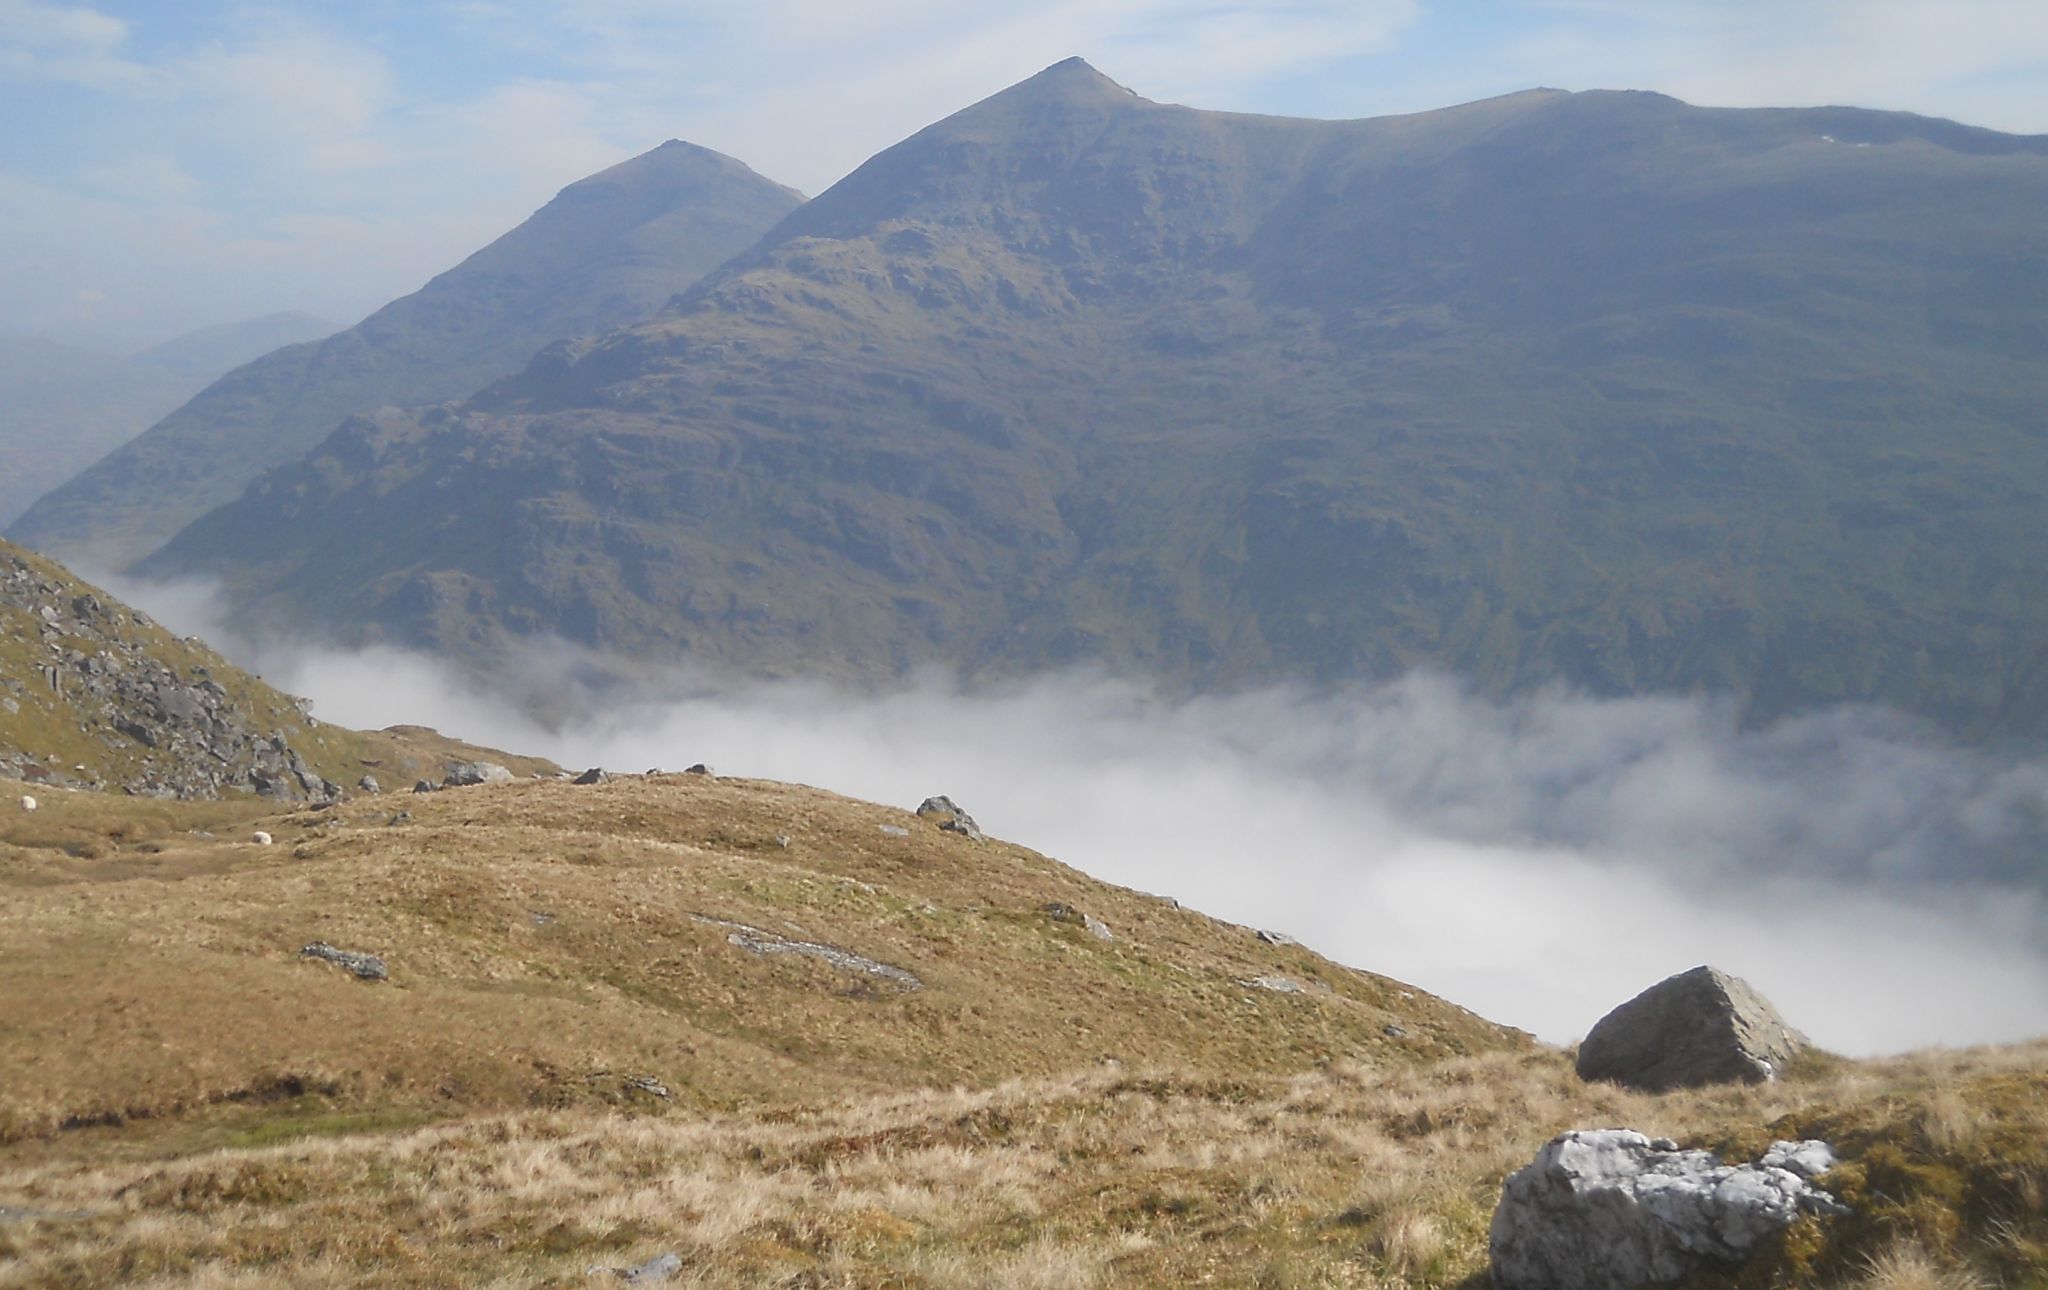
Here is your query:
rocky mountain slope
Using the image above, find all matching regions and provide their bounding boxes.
[8,143,802,568]
[0,538,551,800]
[0,314,334,526]
[141,60,2048,737]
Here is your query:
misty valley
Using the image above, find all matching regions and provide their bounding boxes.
[3,46,2046,1290]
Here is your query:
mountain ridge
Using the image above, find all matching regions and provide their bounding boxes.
[143,65,2048,736]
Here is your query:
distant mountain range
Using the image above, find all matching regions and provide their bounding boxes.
[8,142,802,568]
[0,312,333,527]
[116,60,2048,737]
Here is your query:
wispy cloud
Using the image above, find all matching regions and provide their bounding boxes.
[6,1,2046,345]
[97,572,2048,1057]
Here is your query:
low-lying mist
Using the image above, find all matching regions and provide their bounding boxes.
[112,576,2048,1057]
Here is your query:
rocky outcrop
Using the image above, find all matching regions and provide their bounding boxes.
[1577,966,1807,1092]
[691,915,923,991]
[1489,1129,1846,1290]
[0,551,341,802]
[916,795,983,841]
[300,942,389,981]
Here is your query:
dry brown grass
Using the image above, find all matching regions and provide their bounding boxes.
[1,768,2041,1287]
[0,1041,2041,1287]
[0,770,1515,1147]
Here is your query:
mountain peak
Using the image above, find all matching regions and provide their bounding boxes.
[994,55,1140,107]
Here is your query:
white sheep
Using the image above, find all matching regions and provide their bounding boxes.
[19,795,36,812]
[252,830,273,846]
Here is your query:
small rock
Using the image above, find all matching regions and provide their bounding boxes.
[774,834,792,849]
[573,767,609,785]
[300,942,388,981]
[1256,929,1297,946]
[683,763,712,776]
[594,1251,683,1284]
[1577,965,1807,1092]
[357,775,381,794]
[1383,1024,1409,1039]
[412,779,439,794]
[878,824,910,838]
[251,830,273,846]
[915,795,984,841]
[18,795,35,812]
[1045,902,1114,941]
[388,811,411,825]
[1243,975,1305,994]
[443,761,513,787]
[623,1075,671,1099]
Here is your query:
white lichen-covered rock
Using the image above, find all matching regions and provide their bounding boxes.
[1490,1129,1845,1290]
[18,795,35,811]
[1577,965,1807,1091]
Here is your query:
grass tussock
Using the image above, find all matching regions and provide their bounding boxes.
[0,1041,2042,1288]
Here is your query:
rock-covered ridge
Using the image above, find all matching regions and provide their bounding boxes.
[0,546,343,800]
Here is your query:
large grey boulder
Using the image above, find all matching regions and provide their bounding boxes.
[1490,1129,1845,1290]
[916,794,983,841]
[442,761,514,787]
[1577,966,1806,1092]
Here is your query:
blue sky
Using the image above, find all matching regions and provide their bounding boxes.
[5,0,2046,348]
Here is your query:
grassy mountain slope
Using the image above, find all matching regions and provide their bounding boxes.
[0,537,553,798]
[145,62,2048,737]
[7,143,802,568]
[1,978,2040,1285]
[0,768,1517,1146]
[0,314,334,526]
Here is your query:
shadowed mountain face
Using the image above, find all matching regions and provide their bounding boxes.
[149,60,2048,736]
[8,143,803,568]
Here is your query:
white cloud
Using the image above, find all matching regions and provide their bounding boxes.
[177,31,399,173]
[0,0,126,50]
[1502,0,2048,129]
[79,151,199,201]
[0,0,152,91]
[91,573,2048,1058]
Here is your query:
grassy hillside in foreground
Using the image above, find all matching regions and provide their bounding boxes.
[0,1036,2040,1287]
[0,771,1519,1150]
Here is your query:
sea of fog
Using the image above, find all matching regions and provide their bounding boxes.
[108,576,2048,1057]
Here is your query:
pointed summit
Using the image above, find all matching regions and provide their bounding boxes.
[949,55,1145,123]
[1011,56,1136,100]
